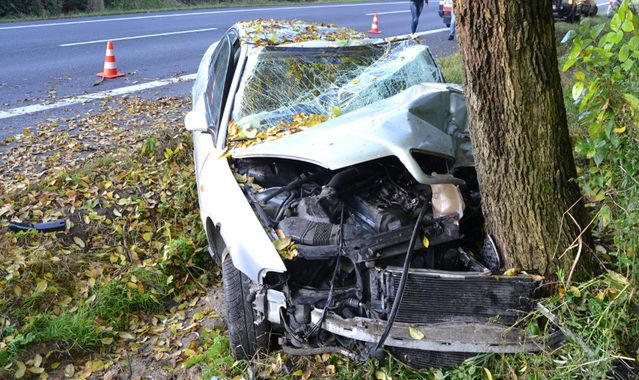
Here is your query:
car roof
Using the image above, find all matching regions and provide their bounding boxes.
[233,19,408,48]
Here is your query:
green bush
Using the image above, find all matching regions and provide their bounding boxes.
[562,0,639,366]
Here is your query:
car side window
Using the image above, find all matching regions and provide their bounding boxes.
[204,36,231,137]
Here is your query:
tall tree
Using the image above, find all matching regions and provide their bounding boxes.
[454,0,593,276]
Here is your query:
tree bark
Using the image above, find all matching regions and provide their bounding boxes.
[87,0,105,11]
[454,0,592,276]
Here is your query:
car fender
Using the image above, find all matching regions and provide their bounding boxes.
[198,151,287,283]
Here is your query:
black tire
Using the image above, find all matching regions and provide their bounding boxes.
[446,23,451,28]
[591,5,598,16]
[222,256,270,359]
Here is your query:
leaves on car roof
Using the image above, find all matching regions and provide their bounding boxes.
[237,19,367,47]
[227,112,330,150]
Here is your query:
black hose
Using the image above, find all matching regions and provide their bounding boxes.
[261,171,324,203]
[243,187,275,228]
[274,192,295,222]
[373,201,429,351]
[305,205,345,338]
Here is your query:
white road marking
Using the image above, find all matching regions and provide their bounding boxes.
[597,1,609,6]
[414,27,449,36]
[0,2,407,30]
[0,74,196,120]
[1,26,451,120]
[60,27,218,46]
[365,10,410,15]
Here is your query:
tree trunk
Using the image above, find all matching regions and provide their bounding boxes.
[454,0,592,276]
[87,0,105,11]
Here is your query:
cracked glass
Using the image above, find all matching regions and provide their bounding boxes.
[230,40,444,134]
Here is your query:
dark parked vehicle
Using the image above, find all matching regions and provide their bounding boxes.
[553,0,598,22]
[438,0,452,27]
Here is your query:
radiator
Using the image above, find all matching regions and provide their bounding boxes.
[382,268,539,325]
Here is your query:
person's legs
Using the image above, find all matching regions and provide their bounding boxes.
[448,11,456,40]
[410,1,424,34]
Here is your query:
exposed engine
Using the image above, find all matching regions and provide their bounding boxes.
[233,156,535,367]
[237,156,488,270]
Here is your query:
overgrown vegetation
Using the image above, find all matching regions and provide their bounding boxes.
[436,4,639,378]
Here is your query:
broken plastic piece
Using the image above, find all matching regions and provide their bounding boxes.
[9,219,66,233]
[477,235,501,271]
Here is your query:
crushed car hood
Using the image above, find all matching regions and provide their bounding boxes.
[231,83,473,185]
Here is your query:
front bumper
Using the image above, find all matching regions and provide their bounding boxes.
[311,309,541,353]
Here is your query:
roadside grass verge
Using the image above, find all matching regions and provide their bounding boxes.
[0,97,220,378]
[437,52,463,84]
[0,0,372,23]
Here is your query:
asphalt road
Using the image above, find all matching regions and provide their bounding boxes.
[0,1,456,135]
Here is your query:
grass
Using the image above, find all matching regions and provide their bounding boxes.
[437,52,463,84]
[185,330,242,377]
[92,269,168,328]
[36,311,104,352]
[0,267,169,367]
[0,0,371,23]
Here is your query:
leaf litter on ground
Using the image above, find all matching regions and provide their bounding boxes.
[0,96,225,379]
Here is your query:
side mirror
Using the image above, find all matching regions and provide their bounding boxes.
[184,111,208,132]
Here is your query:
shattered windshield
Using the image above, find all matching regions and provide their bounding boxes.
[229,40,443,145]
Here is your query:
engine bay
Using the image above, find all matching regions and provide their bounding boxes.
[235,155,493,270]
[231,155,537,366]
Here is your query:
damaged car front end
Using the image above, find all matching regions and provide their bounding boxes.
[187,20,542,368]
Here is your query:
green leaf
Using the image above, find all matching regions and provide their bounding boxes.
[572,82,585,101]
[589,122,603,139]
[528,320,540,337]
[610,13,622,32]
[575,71,585,81]
[624,93,639,110]
[619,45,631,62]
[599,205,612,227]
[590,22,607,39]
[621,59,634,71]
[563,56,579,72]
[622,19,635,33]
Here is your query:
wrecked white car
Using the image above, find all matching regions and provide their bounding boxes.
[186,20,541,368]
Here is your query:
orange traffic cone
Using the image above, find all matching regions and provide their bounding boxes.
[97,40,125,79]
[369,13,381,34]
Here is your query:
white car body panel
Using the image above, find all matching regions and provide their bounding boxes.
[192,38,286,283]
[197,151,286,282]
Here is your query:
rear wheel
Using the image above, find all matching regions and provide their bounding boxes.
[222,256,270,359]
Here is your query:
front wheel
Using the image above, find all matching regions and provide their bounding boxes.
[222,256,271,359]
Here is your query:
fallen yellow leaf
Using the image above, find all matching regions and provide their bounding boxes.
[14,361,26,379]
[408,326,424,340]
[503,268,520,276]
[73,236,86,248]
